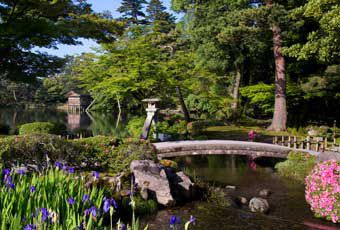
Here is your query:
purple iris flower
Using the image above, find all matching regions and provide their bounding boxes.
[170,215,177,226]
[189,215,196,224]
[103,199,111,213]
[7,181,15,189]
[4,175,15,189]
[55,162,62,169]
[37,208,49,222]
[68,167,75,173]
[112,199,118,209]
[67,197,75,206]
[17,169,26,175]
[84,206,97,217]
[103,197,118,213]
[82,194,90,203]
[30,186,36,193]
[92,171,99,179]
[62,165,68,171]
[24,224,37,230]
[2,168,10,176]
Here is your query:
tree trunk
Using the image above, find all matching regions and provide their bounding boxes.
[176,86,190,122]
[268,23,287,131]
[231,64,242,112]
[12,89,17,102]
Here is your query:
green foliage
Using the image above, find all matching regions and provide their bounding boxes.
[19,122,66,135]
[109,140,156,173]
[0,167,105,229]
[275,151,317,183]
[240,83,275,117]
[118,0,148,25]
[0,134,156,173]
[0,0,123,81]
[207,187,232,208]
[127,117,145,139]
[156,119,188,140]
[284,0,340,63]
[185,94,234,120]
[122,196,158,216]
[146,0,175,33]
[0,134,79,168]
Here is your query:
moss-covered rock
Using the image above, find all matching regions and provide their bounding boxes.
[275,151,317,183]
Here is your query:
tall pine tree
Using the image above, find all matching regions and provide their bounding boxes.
[146,0,175,33]
[117,0,148,25]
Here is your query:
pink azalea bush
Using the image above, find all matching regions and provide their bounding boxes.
[305,160,340,223]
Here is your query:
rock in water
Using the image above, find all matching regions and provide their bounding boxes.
[176,171,194,191]
[130,160,175,206]
[237,196,248,205]
[259,189,271,197]
[249,197,269,213]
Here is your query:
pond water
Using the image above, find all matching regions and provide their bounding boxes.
[141,155,340,229]
[0,108,130,137]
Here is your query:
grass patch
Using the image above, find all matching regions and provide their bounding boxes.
[203,125,292,142]
[275,151,317,183]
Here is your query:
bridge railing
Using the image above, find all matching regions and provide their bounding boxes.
[273,136,340,152]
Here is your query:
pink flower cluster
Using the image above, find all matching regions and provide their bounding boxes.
[305,160,340,223]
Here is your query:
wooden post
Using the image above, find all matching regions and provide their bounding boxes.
[325,137,328,150]
[306,136,310,150]
[281,136,285,146]
[274,136,278,145]
[288,136,291,148]
[316,140,319,152]
[293,136,297,149]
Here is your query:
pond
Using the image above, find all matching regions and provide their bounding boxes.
[141,155,339,229]
[0,108,131,137]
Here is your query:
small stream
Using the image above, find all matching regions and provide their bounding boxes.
[141,155,339,229]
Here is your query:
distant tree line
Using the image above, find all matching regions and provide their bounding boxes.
[0,0,339,130]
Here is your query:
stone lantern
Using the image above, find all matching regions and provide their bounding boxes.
[141,98,160,140]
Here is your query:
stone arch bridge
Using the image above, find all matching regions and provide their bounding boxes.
[153,140,312,160]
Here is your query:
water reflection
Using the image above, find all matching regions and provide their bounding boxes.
[0,108,128,137]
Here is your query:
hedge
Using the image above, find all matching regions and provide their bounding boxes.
[19,122,66,135]
[0,134,156,173]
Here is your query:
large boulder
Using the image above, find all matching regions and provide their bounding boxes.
[249,197,269,213]
[175,171,194,191]
[168,171,196,201]
[130,160,175,206]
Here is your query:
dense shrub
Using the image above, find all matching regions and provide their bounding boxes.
[275,151,317,182]
[156,120,187,140]
[305,160,340,223]
[127,117,145,139]
[19,122,66,135]
[0,123,10,135]
[0,134,156,173]
[0,134,79,169]
[108,140,156,173]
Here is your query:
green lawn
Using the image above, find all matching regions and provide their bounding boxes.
[203,125,295,143]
